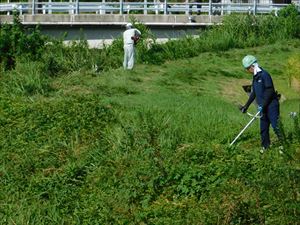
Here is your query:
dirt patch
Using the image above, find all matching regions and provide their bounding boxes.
[61,85,93,96]
[291,77,300,92]
[220,78,251,103]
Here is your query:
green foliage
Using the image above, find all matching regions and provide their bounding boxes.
[139,4,300,66]
[285,53,300,97]
[2,6,299,73]
[93,16,157,71]
[1,59,52,96]
[129,16,156,64]
[93,38,124,72]
[140,43,166,64]
[277,3,300,38]
[0,12,47,70]
[291,111,300,143]
[278,3,299,18]
[0,9,299,224]
[0,96,117,223]
[41,38,96,76]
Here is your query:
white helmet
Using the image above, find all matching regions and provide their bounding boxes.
[126,23,133,28]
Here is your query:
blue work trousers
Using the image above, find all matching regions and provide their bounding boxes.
[260,99,280,148]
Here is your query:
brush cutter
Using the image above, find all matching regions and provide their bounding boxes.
[230,111,261,146]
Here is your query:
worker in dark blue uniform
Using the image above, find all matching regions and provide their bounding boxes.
[240,55,281,153]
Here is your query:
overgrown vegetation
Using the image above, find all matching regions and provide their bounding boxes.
[1,5,299,74]
[0,12,46,70]
[140,4,300,65]
[0,5,300,225]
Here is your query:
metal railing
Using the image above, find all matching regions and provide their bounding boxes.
[0,1,298,16]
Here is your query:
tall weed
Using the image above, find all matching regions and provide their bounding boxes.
[42,38,95,75]
[93,38,124,71]
[1,59,51,96]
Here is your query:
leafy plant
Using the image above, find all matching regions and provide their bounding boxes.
[286,53,300,87]
[0,11,47,70]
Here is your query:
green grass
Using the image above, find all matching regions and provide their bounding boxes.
[0,40,300,224]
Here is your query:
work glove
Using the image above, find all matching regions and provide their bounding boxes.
[239,105,248,114]
[257,106,263,112]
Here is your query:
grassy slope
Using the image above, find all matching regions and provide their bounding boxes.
[54,40,299,143]
[1,40,300,224]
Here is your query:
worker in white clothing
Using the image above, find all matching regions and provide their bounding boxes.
[123,23,141,70]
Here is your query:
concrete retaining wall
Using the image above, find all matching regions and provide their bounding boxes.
[0,14,223,25]
[0,14,221,48]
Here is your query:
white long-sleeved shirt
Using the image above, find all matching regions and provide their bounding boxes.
[123,28,141,45]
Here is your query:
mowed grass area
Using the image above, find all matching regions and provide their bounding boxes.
[0,40,300,224]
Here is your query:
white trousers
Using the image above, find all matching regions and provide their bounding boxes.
[123,44,135,70]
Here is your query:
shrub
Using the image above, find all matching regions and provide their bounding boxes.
[0,12,47,70]
[277,3,300,38]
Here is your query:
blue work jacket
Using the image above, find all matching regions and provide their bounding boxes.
[252,69,275,107]
[245,68,278,109]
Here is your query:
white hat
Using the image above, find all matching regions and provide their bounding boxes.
[126,23,133,28]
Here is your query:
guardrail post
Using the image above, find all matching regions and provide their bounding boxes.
[32,0,35,15]
[164,0,167,15]
[154,0,158,15]
[0,0,289,17]
[100,0,105,14]
[185,0,189,15]
[48,0,52,14]
[144,0,147,15]
[43,3,45,14]
[120,0,123,15]
[69,0,74,14]
[75,0,79,14]
[7,0,10,15]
